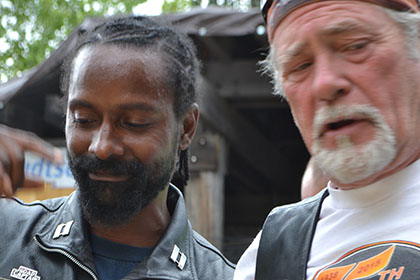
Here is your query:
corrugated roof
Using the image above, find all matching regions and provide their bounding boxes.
[0,7,265,103]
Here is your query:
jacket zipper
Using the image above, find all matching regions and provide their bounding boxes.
[34,236,98,280]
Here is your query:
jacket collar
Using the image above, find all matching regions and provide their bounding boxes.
[35,191,96,273]
[129,185,196,279]
[35,184,196,279]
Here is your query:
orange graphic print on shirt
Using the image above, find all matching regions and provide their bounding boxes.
[312,241,420,280]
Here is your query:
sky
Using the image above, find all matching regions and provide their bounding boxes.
[133,0,165,15]
[134,0,211,14]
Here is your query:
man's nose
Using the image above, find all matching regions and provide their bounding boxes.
[88,124,124,160]
[311,56,350,102]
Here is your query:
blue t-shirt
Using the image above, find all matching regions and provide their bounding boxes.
[90,234,154,280]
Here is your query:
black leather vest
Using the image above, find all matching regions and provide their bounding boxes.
[255,190,329,280]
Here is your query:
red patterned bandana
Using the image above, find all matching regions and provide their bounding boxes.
[265,0,419,41]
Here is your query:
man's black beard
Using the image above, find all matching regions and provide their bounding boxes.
[67,152,175,227]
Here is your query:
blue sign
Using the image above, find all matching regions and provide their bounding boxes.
[24,149,75,188]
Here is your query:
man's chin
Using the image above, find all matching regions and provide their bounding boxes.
[89,183,128,204]
[76,176,168,227]
[312,138,396,185]
[78,195,144,227]
[77,185,148,227]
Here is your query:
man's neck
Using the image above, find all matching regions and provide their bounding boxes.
[90,187,171,247]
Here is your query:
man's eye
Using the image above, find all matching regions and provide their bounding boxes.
[124,122,150,128]
[340,39,372,63]
[73,118,94,124]
[283,60,312,82]
[346,40,370,51]
[293,62,311,72]
[73,111,97,125]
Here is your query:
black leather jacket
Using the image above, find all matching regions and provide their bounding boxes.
[0,185,235,279]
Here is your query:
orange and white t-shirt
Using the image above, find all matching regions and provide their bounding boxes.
[307,159,420,279]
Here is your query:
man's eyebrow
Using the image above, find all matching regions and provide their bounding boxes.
[277,41,306,70]
[68,100,157,112]
[68,99,93,109]
[119,103,157,112]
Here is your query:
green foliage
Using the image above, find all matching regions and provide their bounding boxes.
[162,0,194,13]
[162,0,260,13]
[0,0,146,82]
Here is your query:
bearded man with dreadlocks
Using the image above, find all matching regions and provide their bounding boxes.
[0,15,234,279]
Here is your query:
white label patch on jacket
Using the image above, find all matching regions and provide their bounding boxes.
[53,220,74,239]
[10,266,40,280]
[170,244,187,270]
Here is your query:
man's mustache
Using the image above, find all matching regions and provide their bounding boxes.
[70,155,144,177]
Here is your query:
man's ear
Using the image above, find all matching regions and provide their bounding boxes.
[179,103,199,151]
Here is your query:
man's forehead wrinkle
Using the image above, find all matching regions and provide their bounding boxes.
[322,20,371,35]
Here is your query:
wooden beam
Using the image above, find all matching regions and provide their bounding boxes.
[205,60,268,85]
[185,133,227,250]
[197,37,232,61]
[197,78,296,190]
[205,60,275,99]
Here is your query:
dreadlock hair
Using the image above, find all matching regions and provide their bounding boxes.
[60,15,200,190]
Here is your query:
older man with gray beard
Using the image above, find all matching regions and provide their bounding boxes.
[234,0,420,279]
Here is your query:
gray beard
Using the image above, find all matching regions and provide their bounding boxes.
[311,104,396,184]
